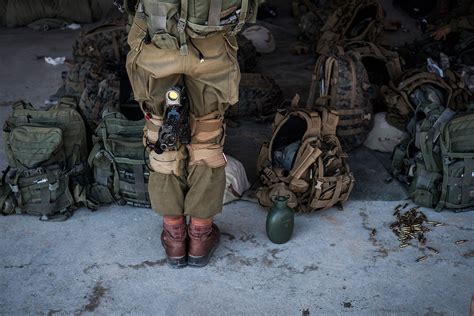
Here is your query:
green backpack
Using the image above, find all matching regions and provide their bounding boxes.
[87,108,150,208]
[1,98,88,220]
[391,85,474,211]
[437,111,474,211]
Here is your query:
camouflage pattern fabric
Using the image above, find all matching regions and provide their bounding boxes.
[79,75,121,131]
[307,52,373,151]
[73,22,129,68]
[227,73,283,120]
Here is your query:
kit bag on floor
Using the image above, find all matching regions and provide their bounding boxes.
[87,108,150,208]
[390,83,474,211]
[437,110,474,211]
[315,0,384,55]
[227,73,283,120]
[73,22,129,67]
[307,51,373,151]
[256,99,355,212]
[381,70,453,131]
[0,98,88,220]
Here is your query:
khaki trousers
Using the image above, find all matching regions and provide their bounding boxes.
[126,13,240,219]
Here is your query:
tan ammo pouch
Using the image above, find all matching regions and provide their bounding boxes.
[144,113,188,176]
[187,111,227,168]
[256,183,298,209]
[149,148,187,176]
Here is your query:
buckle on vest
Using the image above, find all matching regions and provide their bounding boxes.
[9,184,19,193]
[49,182,59,191]
[177,18,186,33]
[232,21,245,34]
[315,180,323,190]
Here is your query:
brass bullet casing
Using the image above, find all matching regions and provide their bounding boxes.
[427,247,439,254]
[416,256,427,262]
[434,223,445,227]
[399,243,409,248]
[455,240,468,245]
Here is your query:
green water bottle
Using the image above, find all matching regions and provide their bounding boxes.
[266,196,294,244]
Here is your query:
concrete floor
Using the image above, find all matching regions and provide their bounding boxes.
[0,2,473,315]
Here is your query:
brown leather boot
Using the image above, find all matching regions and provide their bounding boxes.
[188,219,220,267]
[161,216,187,268]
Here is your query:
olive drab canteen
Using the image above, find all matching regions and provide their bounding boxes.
[266,196,294,244]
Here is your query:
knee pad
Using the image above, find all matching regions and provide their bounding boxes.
[187,111,227,168]
[144,113,187,176]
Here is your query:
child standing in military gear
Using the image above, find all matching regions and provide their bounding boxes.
[126,0,262,268]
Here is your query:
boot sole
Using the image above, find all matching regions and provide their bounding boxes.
[166,256,187,269]
[188,246,217,268]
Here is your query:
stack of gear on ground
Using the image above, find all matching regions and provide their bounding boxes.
[0,98,88,221]
[292,0,404,152]
[87,108,151,208]
[388,69,474,211]
[256,98,355,212]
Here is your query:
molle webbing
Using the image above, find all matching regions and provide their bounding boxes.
[257,107,354,212]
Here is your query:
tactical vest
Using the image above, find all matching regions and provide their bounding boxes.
[138,0,263,54]
[315,0,384,55]
[87,108,150,208]
[307,50,373,151]
[381,70,453,131]
[256,100,355,213]
[1,98,88,220]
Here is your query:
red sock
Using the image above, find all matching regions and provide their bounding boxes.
[190,217,213,227]
[163,215,185,226]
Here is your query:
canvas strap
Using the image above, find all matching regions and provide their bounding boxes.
[208,0,223,27]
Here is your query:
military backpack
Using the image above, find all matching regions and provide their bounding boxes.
[256,99,355,212]
[87,108,150,208]
[307,50,373,151]
[73,22,129,68]
[0,98,88,220]
[390,82,474,211]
